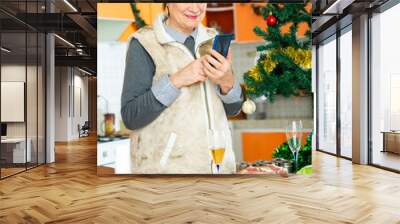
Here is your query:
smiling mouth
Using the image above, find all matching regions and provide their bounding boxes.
[185,15,198,20]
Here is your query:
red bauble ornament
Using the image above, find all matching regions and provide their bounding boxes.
[266,15,277,27]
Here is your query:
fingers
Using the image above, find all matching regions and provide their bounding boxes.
[207,50,231,75]
[196,60,208,79]
[197,75,207,82]
[192,72,207,85]
[177,60,207,87]
[205,55,222,68]
[196,68,207,80]
[203,64,216,80]
[202,59,221,78]
[203,63,222,83]
[209,49,226,63]
[226,47,233,63]
[194,60,207,82]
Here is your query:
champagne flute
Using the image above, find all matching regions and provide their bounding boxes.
[208,130,226,174]
[285,120,303,171]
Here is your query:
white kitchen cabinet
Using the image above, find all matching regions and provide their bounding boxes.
[97,138,131,174]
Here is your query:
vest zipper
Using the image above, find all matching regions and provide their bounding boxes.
[202,78,212,130]
[194,42,212,130]
[177,40,213,130]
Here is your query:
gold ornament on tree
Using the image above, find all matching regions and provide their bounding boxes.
[263,53,277,73]
[248,66,262,81]
[282,47,311,70]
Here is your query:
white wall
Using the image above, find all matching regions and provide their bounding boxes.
[55,66,68,141]
[1,63,46,164]
[54,67,89,141]
[97,41,127,135]
[1,65,37,138]
[230,41,263,83]
[72,73,89,138]
[1,65,26,133]
[46,32,56,163]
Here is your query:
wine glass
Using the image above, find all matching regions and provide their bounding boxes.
[285,120,303,171]
[208,130,226,174]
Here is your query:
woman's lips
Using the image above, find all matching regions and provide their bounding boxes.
[185,15,198,20]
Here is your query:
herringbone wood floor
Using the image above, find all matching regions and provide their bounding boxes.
[1,135,400,224]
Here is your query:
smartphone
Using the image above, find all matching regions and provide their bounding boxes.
[212,33,234,58]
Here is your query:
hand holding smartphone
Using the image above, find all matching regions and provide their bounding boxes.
[212,34,234,58]
[203,34,235,94]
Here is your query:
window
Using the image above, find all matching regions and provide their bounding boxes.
[339,27,352,158]
[317,35,337,154]
[370,2,400,171]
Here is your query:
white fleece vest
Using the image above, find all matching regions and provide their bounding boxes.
[128,17,236,174]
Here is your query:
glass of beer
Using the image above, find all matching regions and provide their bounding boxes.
[208,130,226,174]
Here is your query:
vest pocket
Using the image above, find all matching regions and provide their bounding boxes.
[157,132,185,168]
[166,132,185,158]
[159,132,177,168]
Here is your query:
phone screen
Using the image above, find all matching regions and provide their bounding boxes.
[212,34,234,58]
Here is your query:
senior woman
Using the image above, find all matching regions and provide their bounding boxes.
[121,3,243,174]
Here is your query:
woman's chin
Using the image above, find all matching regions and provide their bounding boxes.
[182,21,199,29]
[185,24,198,31]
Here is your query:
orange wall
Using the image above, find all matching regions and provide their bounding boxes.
[136,3,164,25]
[118,4,163,42]
[234,3,265,42]
[98,3,163,22]
[100,3,310,42]
[97,3,134,20]
[234,3,310,42]
[242,132,310,163]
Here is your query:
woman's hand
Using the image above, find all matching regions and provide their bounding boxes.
[170,58,207,88]
[201,48,235,94]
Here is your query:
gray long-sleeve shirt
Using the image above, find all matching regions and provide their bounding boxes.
[121,23,243,130]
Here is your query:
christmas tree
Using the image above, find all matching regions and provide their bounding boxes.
[244,3,312,102]
[130,3,147,29]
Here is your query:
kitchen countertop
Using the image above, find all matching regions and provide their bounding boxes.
[97,135,130,144]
